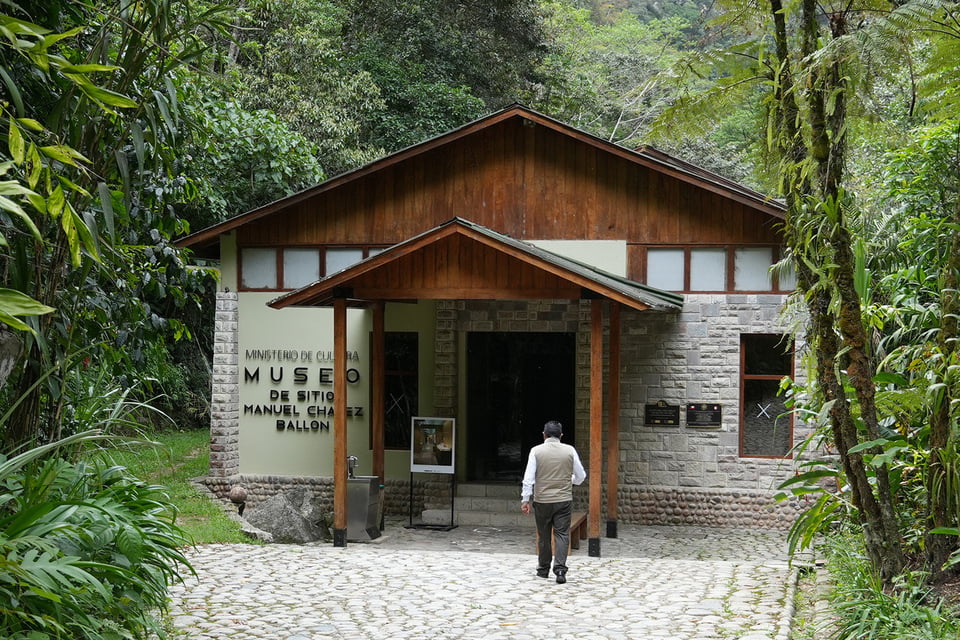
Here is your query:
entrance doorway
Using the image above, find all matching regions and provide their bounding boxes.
[466,332,576,482]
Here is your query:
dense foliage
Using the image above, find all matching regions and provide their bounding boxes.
[0,431,193,639]
[0,0,958,634]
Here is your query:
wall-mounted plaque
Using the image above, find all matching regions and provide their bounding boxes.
[686,403,722,426]
[645,401,680,426]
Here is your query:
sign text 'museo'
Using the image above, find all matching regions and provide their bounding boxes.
[242,347,364,432]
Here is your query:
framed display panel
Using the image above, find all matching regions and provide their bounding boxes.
[410,417,455,474]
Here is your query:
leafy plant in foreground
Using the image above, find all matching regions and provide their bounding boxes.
[0,430,194,639]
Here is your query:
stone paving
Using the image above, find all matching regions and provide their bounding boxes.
[165,519,800,640]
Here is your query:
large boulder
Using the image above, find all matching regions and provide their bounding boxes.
[243,489,330,543]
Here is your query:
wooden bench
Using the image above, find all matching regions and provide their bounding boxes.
[535,511,588,553]
[570,511,587,549]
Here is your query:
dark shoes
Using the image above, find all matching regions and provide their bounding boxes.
[536,567,566,583]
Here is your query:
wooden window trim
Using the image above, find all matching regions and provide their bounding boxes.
[633,244,794,294]
[738,334,795,459]
[238,245,387,292]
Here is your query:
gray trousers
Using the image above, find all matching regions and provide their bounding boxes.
[533,500,572,574]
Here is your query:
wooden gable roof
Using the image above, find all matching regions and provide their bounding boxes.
[177,105,785,258]
[269,218,683,311]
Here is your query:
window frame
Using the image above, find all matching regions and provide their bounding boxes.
[370,331,420,451]
[238,245,390,292]
[738,333,795,459]
[635,244,792,293]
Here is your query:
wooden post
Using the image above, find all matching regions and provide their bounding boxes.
[588,299,603,557]
[372,301,385,484]
[333,297,348,547]
[606,302,620,538]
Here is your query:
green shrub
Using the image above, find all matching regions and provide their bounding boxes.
[0,431,193,639]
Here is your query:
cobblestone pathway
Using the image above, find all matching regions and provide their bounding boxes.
[165,520,797,640]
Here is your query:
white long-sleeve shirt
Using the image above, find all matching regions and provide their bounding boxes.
[520,437,586,503]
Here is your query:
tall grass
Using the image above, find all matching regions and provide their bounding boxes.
[104,429,249,544]
[824,532,960,639]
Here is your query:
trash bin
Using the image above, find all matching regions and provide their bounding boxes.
[347,476,382,541]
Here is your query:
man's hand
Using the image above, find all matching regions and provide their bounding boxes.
[521,502,531,515]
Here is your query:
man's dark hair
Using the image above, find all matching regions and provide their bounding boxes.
[543,420,563,438]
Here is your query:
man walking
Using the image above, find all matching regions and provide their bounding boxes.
[520,420,586,584]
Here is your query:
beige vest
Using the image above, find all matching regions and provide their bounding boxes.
[532,439,574,503]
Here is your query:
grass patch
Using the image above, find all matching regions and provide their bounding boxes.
[821,532,960,640]
[104,429,251,544]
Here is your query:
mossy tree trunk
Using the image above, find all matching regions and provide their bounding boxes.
[768,0,904,582]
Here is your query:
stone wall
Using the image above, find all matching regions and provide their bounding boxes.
[616,485,799,529]
[200,477,798,530]
[617,293,809,494]
[210,291,239,477]
[201,474,453,518]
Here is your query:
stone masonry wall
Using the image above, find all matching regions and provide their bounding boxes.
[209,291,239,478]
[618,293,809,494]
[200,477,798,529]
[202,475,450,519]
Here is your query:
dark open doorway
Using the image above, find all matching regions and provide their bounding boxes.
[466,332,576,482]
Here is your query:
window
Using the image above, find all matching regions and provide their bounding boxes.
[690,248,726,291]
[376,332,419,450]
[283,249,321,289]
[734,248,773,291]
[646,248,684,290]
[326,247,364,275]
[740,334,794,458]
[239,246,389,291]
[639,245,792,292]
[240,248,278,289]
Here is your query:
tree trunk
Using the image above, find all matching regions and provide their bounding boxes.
[769,0,905,582]
[0,327,21,390]
[925,130,960,576]
[809,5,904,582]
[2,234,69,453]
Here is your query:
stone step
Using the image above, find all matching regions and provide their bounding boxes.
[421,483,534,528]
[426,496,517,512]
[455,483,518,499]
[421,508,536,528]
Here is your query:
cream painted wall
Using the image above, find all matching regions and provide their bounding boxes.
[238,293,370,476]
[527,240,627,277]
[235,285,437,479]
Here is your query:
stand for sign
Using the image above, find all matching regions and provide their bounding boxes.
[405,472,457,531]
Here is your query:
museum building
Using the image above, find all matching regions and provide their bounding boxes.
[177,105,807,550]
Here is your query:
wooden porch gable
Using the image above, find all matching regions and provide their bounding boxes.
[328,233,584,301]
[269,217,679,555]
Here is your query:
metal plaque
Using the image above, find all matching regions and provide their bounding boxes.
[644,401,680,426]
[686,403,722,426]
